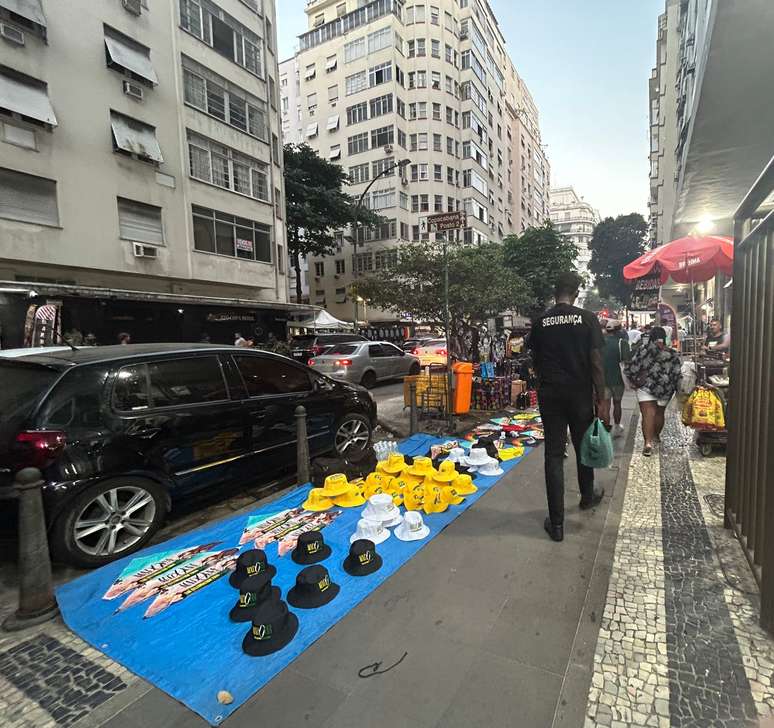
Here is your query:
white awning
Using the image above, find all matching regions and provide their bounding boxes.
[0,71,57,126]
[304,66,316,80]
[329,145,341,160]
[110,112,163,163]
[326,114,339,131]
[325,56,337,71]
[0,0,46,28]
[105,32,158,86]
[306,121,318,138]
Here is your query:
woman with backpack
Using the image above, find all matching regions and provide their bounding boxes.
[624,326,682,456]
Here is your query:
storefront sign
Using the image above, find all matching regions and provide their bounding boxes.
[629,273,661,311]
[236,238,253,253]
[206,312,255,322]
[427,211,467,231]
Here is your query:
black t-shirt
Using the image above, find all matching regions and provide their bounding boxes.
[528,303,604,388]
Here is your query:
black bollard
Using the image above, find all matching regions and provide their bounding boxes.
[409,381,418,435]
[295,405,311,485]
[3,467,59,631]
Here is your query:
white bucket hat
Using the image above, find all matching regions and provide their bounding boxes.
[463,448,495,468]
[445,447,466,464]
[362,493,403,527]
[477,459,504,477]
[350,518,390,545]
[394,511,430,542]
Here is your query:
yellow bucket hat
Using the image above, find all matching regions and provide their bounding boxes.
[423,485,449,514]
[363,472,391,499]
[332,485,366,508]
[403,486,425,511]
[376,452,407,475]
[405,456,436,478]
[441,485,465,506]
[320,473,351,497]
[302,488,334,512]
[452,474,478,495]
[431,460,458,484]
[390,477,412,495]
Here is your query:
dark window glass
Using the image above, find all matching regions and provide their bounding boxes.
[368,344,386,358]
[211,16,235,60]
[255,226,272,262]
[147,357,228,407]
[0,363,58,434]
[381,343,403,356]
[216,221,235,256]
[39,367,106,429]
[236,356,312,396]
[325,344,359,355]
[113,364,150,411]
[193,215,216,252]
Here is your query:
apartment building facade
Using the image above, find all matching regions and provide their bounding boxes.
[282,0,549,324]
[549,185,599,288]
[0,0,299,347]
[279,54,303,144]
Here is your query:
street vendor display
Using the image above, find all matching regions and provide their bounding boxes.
[55,429,534,725]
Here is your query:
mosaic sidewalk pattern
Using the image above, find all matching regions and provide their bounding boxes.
[585,426,670,728]
[586,406,774,728]
[659,416,756,726]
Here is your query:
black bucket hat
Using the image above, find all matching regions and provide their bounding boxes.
[287,565,340,609]
[343,539,382,577]
[473,436,499,460]
[241,600,299,657]
[291,530,331,565]
[229,573,281,623]
[229,549,276,589]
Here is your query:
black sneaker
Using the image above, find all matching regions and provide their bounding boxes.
[579,488,605,510]
[544,517,564,542]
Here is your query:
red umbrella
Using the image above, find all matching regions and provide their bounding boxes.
[623,235,733,283]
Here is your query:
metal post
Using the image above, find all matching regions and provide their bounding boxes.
[295,406,311,484]
[3,468,59,631]
[443,235,454,430]
[409,381,418,435]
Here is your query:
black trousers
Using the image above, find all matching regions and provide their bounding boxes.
[537,384,595,525]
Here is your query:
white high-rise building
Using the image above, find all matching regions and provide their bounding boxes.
[549,186,600,287]
[0,0,301,347]
[280,0,550,325]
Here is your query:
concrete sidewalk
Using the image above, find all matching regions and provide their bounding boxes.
[0,401,636,728]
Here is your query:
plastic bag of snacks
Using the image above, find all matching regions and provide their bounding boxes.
[681,386,725,431]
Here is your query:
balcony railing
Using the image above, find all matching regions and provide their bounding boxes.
[299,0,401,51]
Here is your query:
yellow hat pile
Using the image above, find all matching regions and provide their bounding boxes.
[332,484,366,508]
[452,473,478,495]
[423,484,449,514]
[441,485,465,506]
[430,460,458,486]
[363,472,391,499]
[302,488,333,512]
[403,456,436,486]
[320,474,351,498]
[403,484,425,511]
[376,452,407,476]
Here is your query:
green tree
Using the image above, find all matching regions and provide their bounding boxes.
[357,241,530,338]
[502,222,580,314]
[283,143,380,302]
[589,213,648,305]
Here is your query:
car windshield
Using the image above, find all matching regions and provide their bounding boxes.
[323,344,359,355]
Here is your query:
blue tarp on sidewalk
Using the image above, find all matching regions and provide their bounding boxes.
[56,434,530,724]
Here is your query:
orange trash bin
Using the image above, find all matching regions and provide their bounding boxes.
[451,362,473,414]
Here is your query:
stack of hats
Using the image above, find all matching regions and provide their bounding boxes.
[375,452,407,478]
[303,474,364,511]
[402,456,436,487]
[231,550,301,658]
[462,446,504,476]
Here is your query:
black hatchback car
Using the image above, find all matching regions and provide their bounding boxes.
[0,345,376,568]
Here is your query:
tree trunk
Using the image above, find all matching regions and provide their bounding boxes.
[293,246,303,303]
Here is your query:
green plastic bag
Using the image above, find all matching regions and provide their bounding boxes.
[580,418,614,469]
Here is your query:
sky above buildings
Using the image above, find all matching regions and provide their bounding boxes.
[275,0,664,220]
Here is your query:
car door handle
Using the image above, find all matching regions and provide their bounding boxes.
[135,427,161,439]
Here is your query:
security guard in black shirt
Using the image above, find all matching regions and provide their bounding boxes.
[528,272,606,542]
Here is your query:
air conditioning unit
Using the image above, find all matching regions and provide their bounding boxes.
[123,0,142,15]
[123,79,144,101]
[132,243,157,258]
[1,23,25,45]
[383,144,393,154]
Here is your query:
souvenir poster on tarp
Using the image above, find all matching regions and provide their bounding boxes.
[239,507,343,556]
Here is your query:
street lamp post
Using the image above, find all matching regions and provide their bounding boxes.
[351,157,411,333]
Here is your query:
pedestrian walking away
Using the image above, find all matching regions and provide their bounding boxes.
[601,319,631,437]
[528,272,607,543]
[623,326,681,457]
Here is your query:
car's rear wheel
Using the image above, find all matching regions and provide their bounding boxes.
[51,477,167,568]
[334,412,372,462]
[360,370,377,389]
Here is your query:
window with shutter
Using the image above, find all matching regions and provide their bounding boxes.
[0,168,58,226]
[116,197,164,244]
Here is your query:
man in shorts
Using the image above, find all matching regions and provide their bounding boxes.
[601,319,630,437]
